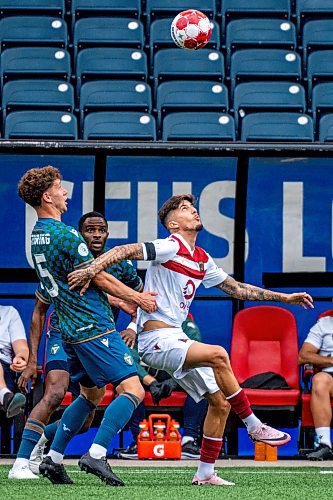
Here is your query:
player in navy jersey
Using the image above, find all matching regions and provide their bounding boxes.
[69,193,314,487]
[10,211,143,479]
[10,166,156,485]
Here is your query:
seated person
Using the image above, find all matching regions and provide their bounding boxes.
[298,312,333,460]
[119,313,208,459]
[0,304,28,418]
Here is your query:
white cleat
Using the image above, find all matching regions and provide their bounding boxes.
[248,423,291,447]
[8,465,39,480]
[29,442,46,474]
[192,472,235,486]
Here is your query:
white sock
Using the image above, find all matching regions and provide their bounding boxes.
[89,443,107,459]
[243,413,262,433]
[196,461,214,480]
[37,433,49,446]
[47,450,63,464]
[12,458,29,469]
[315,427,331,448]
[182,436,194,446]
[0,387,11,404]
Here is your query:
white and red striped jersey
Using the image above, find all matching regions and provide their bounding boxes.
[137,234,228,331]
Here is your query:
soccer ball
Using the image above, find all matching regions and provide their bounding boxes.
[171,10,212,50]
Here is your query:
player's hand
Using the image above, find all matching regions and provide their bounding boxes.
[148,381,163,405]
[17,363,38,394]
[118,300,138,316]
[285,292,314,309]
[10,356,27,373]
[136,291,158,313]
[68,267,92,291]
[158,379,178,399]
[120,328,137,349]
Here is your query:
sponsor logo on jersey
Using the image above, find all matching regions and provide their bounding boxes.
[78,242,89,256]
[70,228,79,238]
[124,353,133,365]
[153,343,161,350]
[101,338,109,348]
[183,279,195,300]
[198,261,204,272]
[76,324,94,332]
[51,343,60,355]
[31,233,51,245]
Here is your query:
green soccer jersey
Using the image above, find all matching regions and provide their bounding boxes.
[32,218,114,344]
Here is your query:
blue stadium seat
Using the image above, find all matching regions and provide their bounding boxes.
[296,0,333,33]
[2,80,74,122]
[146,0,216,29]
[154,49,224,90]
[1,48,71,87]
[0,16,68,51]
[0,1,65,18]
[241,112,314,141]
[311,83,333,131]
[74,18,144,58]
[150,18,220,61]
[233,81,306,132]
[303,21,333,69]
[319,114,333,142]
[71,0,141,23]
[162,112,235,141]
[222,0,291,26]
[156,80,228,128]
[80,80,152,125]
[83,111,156,140]
[226,18,296,68]
[307,50,333,97]
[76,48,147,92]
[4,110,77,139]
[230,49,301,93]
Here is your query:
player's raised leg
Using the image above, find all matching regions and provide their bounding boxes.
[184,342,291,446]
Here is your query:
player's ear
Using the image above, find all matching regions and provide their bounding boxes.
[168,220,179,230]
[42,190,52,204]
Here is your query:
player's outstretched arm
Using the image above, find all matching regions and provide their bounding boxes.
[18,298,49,393]
[68,243,144,290]
[216,276,314,310]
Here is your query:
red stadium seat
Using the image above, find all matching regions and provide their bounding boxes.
[144,391,187,408]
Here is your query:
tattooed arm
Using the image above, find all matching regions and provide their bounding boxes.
[217,276,314,309]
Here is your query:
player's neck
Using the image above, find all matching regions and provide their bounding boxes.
[173,230,197,250]
[36,205,62,221]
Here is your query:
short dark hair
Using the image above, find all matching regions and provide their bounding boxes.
[78,211,108,232]
[158,194,195,229]
[18,166,61,208]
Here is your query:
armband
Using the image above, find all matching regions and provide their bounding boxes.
[143,242,156,261]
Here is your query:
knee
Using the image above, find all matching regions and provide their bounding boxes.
[312,373,331,397]
[80,386,105,406]
[43,385,67,410]
[211,346,230,369]
[207,391,231,416]
[117,378,145,404]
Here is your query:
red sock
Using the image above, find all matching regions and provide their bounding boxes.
[200,435,223,463]
[226,389,252,419]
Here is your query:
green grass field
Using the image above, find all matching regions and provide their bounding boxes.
[1,465,333,500]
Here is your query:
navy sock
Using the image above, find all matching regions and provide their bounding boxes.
[44,420,60,441]
[17,418,45,459]
[93,393,139,449]
[51,395,95,455]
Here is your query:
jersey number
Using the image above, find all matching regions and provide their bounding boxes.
[35,253,59,298]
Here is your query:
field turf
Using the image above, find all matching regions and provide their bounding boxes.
[1,465,332,500]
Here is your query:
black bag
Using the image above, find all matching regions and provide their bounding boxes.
[240,371,291,390]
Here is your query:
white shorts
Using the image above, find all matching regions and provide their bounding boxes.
[138,328,219,403]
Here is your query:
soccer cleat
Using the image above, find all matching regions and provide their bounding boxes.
[79,452,125,486]
[192,472,235,486]
[307,444,333,461]
[39,456,73,484]
[3,392,26,418]
[248,423,291,446]
[8,465,39,480]
[29,442,46,475]
[181,439,201,459]
[118,442,138,460]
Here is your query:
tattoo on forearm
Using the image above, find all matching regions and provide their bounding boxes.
[90,243,144,276]
[218,277,286,302]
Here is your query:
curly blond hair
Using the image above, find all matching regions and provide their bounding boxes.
[18,166,61,208]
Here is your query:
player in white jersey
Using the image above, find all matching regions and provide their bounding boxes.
[69,194,314,486]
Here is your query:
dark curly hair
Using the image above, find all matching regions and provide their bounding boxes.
[18,166,61,208]
[158,194,195,229]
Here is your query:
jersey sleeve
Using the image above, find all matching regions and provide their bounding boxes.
[202,254,228,288]
[118,260,143,291]
[61,227,94,269]
[35,282,51,305]
[142,237,179,263]
[8,307,26,343]
[303,322,323,350]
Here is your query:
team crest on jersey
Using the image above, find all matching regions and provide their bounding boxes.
[78,243,89,256]
[51,344,60,355]
[198,261,204,272]
[124,353,133,365]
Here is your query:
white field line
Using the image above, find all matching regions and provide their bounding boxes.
[69,469,332,475]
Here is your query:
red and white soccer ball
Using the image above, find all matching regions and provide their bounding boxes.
[171,10,212,50]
